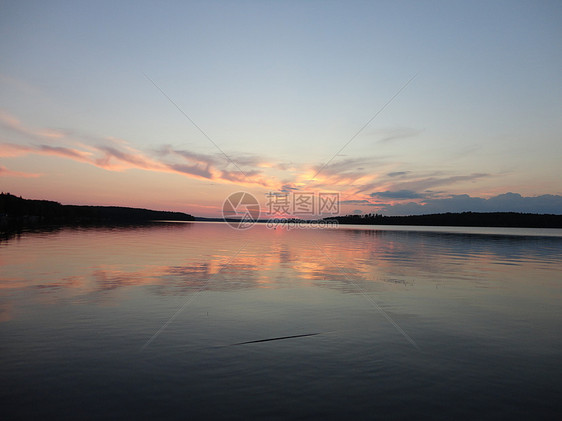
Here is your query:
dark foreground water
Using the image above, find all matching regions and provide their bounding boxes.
[1,222,561,420]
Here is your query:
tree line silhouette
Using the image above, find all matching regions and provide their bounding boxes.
[325,212,562,228]
[0,193,194,228]
[3,193,561,229]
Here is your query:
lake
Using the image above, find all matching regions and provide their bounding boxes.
[1,222,561,420]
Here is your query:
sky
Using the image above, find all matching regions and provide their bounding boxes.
[1,0,561,217]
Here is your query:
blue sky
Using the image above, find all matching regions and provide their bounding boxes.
[1,0,561,216]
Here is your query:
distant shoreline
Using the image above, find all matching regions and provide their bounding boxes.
[0,193,194,229]
[321,212,562,228]
[2,193,561,230]
[196,211,562,229]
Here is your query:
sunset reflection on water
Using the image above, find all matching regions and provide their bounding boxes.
[1,222,561,419]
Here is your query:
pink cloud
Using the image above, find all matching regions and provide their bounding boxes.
[39,145,92,161]
[0,109,65,140]
[0,143,32,157]
[0,165,41,178]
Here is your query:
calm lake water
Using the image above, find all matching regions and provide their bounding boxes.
[1,222,561,420]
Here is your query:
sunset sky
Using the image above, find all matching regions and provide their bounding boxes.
[1,0,561,217]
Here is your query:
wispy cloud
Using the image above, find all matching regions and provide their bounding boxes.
[167,163,213,179]
[0,143,92,161]
[370,189,425,199]
[0,137,278,187]
[280,184,299,193]
[94,145,165,171]
[301,157,383,188]
[0,165,41,178]
[386,173,491,192]
[387,171,410,177]
[0,110,65,140]
[0,110,529,208]
[340,199,374,205]
[155,145,220,167]
[40,145,92,160]
[0,111,284,189]
[374,127,422,144]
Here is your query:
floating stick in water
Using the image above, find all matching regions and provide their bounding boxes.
[229,332,322,346]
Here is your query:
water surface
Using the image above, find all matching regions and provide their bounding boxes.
[1,222,561,419]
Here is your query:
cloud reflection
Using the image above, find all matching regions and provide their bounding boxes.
[0,224,561,314]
